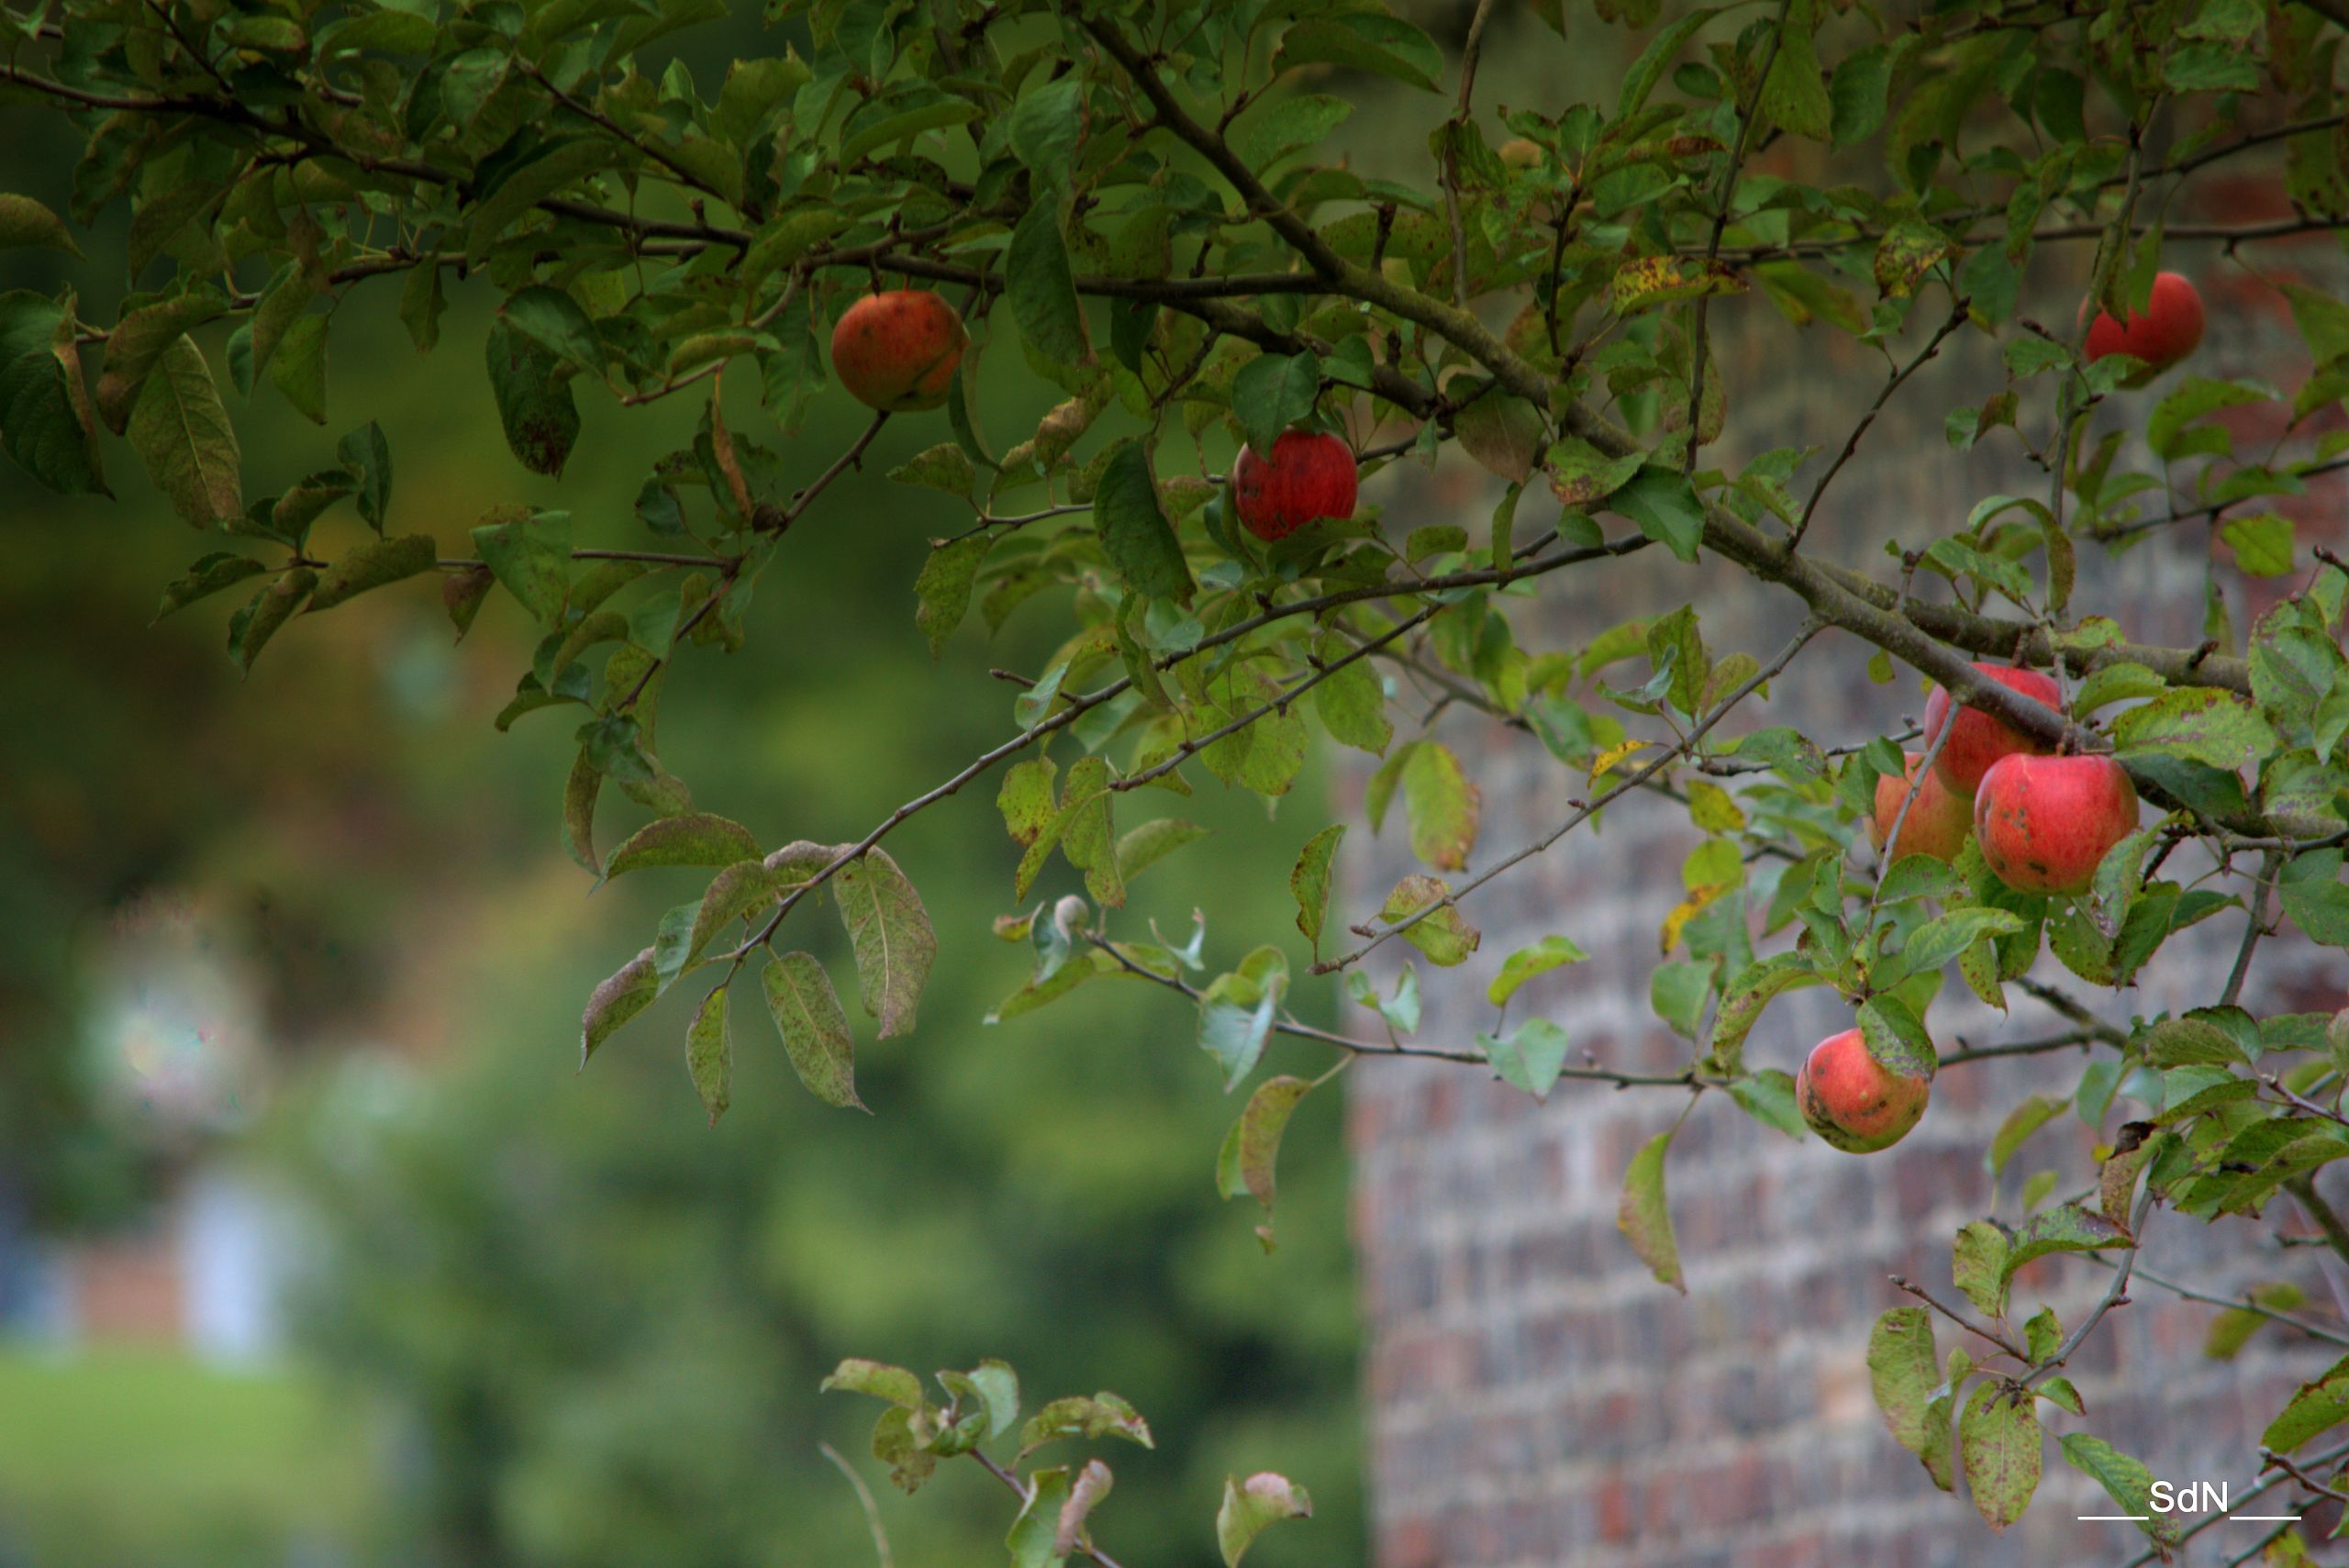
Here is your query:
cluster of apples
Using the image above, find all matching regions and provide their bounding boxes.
[1800,664,2144,1153]
[829,290,1363,541]
[1793,274,2201,1158]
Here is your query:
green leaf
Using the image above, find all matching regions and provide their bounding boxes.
[580,945,657,1065]
[1609,465,1705,563]
[306,533,436,613]
[1486,935,1591,1007]
[1903,907,2025,974]
[1857,994,1938,1080]
[685,984,730,1125]
[1398,740,1479,872]
[1829,40,1898,145]
[1274,13,1441,90]
[763,950,864,1111]
[2206,1282,2307,1361]
[128,334,240,526]
[2148,375,2276,461]
[1216,1472,1312,1568]
[499,284,602,372]
[1018,1393,1152,1459]
[1704,952,1823,1073]
[833,849,937,1039]
[1008,75,1085,188]
[1378,874,1479,966]
[820,1358,925,1408]
[267,313,328,424]
[484,317,580,477]
[1290,824,1344,947]
[2280,851,2349,947]
[1091,439,1193,600]
[2221,512,2295,577]
[1006,1465,1072,1568]
[1453,392,1546,484]
[891,441,976,495]
[1953,1219,2010,1318]
[1617,1128,1683,1293]
[2111,687,2277,773]
[1230,351,1320,457]
[913,532,991,657]
[1232,94,1351,170]
[2284,282,2349,368]
[0,194,77,254]
[1479,1018,1569,1100]
[464,139,614,259]
[1959,1384,2042,1531]
[338,421,392,531]
[1988,1094,2067,1175]
[605,812,762,878]
[2058,1435,2178,1547]
[154,552,270,620]
[1759,0,1831,139]
[2264,1352,2349,1453]
[1115,817,1208,885]
[1198,946,1289,1088]
[101,292,227,404]
[470,508,571,624]
[2002,1201,2131,1286]
[1544,437,1645,506]
[1874,218,1951,299]
[1008,201,1089,365]
[1866,1307,1940,1457]
[937,1360,1020,1440]
[1311,631,1391,754]
[229,568,315,672]
[1215,1073,1312,1224]
[1728,1069,1807,1138]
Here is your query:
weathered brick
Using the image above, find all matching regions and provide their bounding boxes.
[1347,250,2343,1565]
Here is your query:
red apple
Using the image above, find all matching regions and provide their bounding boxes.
[2082,271,2205,383]
[829,291,967,413]
[1973,752,2142,895]
[1870,753,1973,863]
[1231,429,1358,541]
[1920,664,2062,795]
[1797,1028,1932,1154]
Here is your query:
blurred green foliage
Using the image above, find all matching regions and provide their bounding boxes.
[0,16,1364,1562]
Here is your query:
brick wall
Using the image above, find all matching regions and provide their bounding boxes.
[1345,244,2349,1564]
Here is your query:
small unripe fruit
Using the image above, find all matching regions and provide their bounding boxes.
[1870,753,1973,864]
[2082,271,2205,384]
[1797,1029,1932,1154]
[1497,138,1543,171]
[1230,429,1358,542]
[1920,664,2062,795]
[829,291,967,413]
[1974,752,2142,895]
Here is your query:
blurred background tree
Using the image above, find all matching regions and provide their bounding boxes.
[0,7,1367,1562]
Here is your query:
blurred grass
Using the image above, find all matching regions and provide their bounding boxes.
[0,1346,371,1565]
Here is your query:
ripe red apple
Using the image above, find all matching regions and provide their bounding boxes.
[1870,753,1973,863]
[1920,664,2062,795]
[1973,752,2141,895]
[1230,429,1358,541]
[829,291,967,413]
[1797,1028,1932,1154]
[2082,271,2205,383]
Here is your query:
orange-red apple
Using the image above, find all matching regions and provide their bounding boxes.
[1920,664,2062,795]
[1973,752,2142,895]
[1870,753,1973,863]
[1231,429,1358,541]
[829,290,966,413]
[1797,1028,1932,1154]
[2082,271,2205,383]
